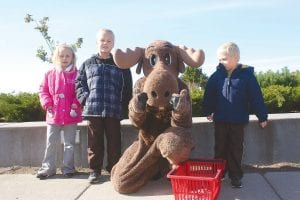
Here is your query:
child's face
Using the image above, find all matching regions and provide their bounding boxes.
[218,53,239,72]
[97,31,114,54]
[57,48,73,68]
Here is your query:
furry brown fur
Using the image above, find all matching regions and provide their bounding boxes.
[111,40,205,193]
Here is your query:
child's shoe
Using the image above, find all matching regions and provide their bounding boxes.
[231,177,242,188]
[88,172,101,184]
[63,172,74,178]
[36,173,51,180]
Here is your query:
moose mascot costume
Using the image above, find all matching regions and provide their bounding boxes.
[111,40,205,193]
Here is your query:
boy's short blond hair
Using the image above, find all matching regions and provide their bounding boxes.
[217,42,240,61]
[96,28,115,42]
[52,43,76,66]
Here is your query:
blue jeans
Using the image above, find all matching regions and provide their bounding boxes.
[38,124,77,176]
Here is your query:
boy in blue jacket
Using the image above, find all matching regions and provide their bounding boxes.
[203,42,268,188]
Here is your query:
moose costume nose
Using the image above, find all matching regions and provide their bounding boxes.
[143,69,178,107]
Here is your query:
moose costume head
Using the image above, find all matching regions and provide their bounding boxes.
[111,40,205,194]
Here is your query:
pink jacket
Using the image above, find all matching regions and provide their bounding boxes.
[39,66,82,125]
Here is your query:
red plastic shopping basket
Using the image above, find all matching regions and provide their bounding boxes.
[167,159,226,200]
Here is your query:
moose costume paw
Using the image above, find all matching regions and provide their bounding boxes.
[158,129,194,165]
[170,89,188,113]
[132,92,148,113]
[166,144,193,165]
[171,89,192,128]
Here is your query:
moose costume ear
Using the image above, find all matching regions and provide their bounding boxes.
[113,47,144,69]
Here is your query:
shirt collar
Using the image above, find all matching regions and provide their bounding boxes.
[65,64,73,72]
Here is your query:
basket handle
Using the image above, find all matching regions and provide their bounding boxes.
[166,165,179,178]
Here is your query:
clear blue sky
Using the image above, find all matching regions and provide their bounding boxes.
[0,0,299,93]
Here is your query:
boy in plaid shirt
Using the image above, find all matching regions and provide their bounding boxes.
[76,28,132,183]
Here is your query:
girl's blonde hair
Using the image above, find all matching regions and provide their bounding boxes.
[96,28,115,42]
[51,43,77,66]
[217,42,240,61]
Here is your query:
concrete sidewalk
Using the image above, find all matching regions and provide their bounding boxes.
[1,171,299,200]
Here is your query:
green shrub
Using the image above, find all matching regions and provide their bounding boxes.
[256,68,299,88]
[0,93,44,122]
[291,86,300,112]
[262,85,294,113]
[190,88,204,117]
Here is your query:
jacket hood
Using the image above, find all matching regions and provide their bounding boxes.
[216,63,254,75]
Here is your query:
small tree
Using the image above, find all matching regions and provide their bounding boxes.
[180,67,208,90]
[24,14,83,63]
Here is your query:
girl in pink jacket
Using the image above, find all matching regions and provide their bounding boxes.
[37,44,82,179]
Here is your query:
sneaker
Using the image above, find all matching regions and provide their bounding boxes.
[63,173,74,178]
[231,177,242,188]
[88,172,101,184]
[36,173,51,180]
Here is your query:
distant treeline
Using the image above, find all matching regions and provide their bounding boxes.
[0,67,299,122]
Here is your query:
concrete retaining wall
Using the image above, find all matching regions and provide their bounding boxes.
[0,113,299,168]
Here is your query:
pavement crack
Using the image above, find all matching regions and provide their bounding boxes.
[261,172,284,200]
[74,184,92,200]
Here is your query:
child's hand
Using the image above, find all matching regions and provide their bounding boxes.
[70,104,78,117]
[207,114,213,121]
[47,106,53,117]
[259,121,267,128]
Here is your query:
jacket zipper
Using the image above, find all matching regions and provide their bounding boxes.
[226,77,230,100]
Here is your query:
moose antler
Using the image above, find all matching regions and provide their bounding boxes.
[177,45,205,68]
[113,47,144,69]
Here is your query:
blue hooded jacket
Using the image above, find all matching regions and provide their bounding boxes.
[203,63,268,124]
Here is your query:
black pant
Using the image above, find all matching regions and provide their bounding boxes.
[214,122,245,179]
[87,117,121,173]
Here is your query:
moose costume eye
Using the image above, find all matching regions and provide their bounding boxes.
[150,54,156,66]
[164,53,171,65]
